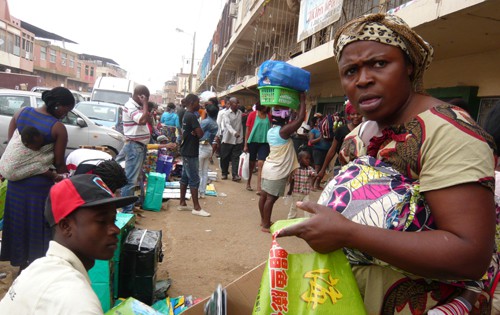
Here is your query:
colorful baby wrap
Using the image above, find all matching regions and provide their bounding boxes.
[318,155,499,296]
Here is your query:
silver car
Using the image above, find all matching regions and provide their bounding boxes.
[0,89,125,157]
[75,101,124,134]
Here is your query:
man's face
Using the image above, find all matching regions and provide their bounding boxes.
[230,99,239,112]
[65,204,120,265]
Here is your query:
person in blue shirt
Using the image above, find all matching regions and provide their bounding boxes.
[198,104,219,198]
[160,103,180,143]
[308,116,332,190]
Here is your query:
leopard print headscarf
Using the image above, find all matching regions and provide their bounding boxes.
[333,13,433,93]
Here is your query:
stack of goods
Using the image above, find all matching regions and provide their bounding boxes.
[163,181,191,200]
[143,149,159,174]
[119,228,163,306]
[257,60,311,109]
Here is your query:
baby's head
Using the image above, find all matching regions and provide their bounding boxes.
[157,135,168,144]
[298,150,311,168]
[21,126,44,151]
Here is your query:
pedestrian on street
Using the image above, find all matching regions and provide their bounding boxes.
[114,85,151,214]
[0,174,137,314]
[259,93,306,232]
[177,94,210,217]
[317,100,363,182]
[243,102,271,194]
[0,87,74,272]
[286,150,316,219]
[198,103,219,199]
[213,97,229,163]
[160,103,181,143]
[219,97,244,181]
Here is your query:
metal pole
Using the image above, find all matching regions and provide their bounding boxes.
[189,32,196,93]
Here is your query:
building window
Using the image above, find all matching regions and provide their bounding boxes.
[69,55,74,68]
[40,47,46,60]
[61,52,67,66]
[13,35,20,56]
[85,65,89,76]
[90,67,94,77]
[77,63,81,78]
[49,49,56,63]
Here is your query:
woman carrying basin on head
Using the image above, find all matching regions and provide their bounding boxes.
[0,87,74,272]
[278,14,498,314]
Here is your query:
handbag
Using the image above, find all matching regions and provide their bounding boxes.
[238,152,250,180]
[253,219,366,314]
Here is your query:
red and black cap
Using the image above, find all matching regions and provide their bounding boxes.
[45,174,137,227]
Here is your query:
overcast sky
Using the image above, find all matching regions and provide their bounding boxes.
[8,0,226,92]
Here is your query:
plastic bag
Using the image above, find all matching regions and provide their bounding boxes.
[253,219,366,314]
[238,152,250,180]
[257,60,311,92]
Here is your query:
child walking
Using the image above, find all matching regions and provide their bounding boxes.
[287,150,316,219]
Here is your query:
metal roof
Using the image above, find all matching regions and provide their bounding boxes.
[20,20,78,44]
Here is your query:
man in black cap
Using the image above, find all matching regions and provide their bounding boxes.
[0,174,137,314]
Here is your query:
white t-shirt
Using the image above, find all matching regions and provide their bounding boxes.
[66,148,113,176]
[0,241,103,314]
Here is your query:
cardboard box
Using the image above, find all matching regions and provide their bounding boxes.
[181,262,265,315]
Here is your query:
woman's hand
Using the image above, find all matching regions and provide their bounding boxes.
[277,201,352,253]
[317,170,325,181]
[243,144,248,153]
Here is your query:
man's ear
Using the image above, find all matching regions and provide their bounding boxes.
[57,217,73,237]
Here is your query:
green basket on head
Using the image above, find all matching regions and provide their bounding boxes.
[258,86,299,110]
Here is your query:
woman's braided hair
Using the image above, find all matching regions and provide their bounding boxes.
[93,160,128,193]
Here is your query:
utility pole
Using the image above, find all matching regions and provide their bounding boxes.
[189,32,196,93]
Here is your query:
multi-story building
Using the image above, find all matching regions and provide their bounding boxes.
[0,4,35,75]
[196,0,500,124]
[162,79,179,104]
[1,0,127,93]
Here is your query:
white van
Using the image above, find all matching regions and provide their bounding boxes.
[91,77,137,105]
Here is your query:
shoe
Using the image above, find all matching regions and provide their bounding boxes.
[177,205,193,211]
[221,175,228,180]
[192,209,211,217]
[246,186,253,191]
[199,193,205,199]
[232,175,241,182]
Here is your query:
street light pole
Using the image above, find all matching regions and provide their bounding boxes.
[189,32,196,93]
[176,28,196,93]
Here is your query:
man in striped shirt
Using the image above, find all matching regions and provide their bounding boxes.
[115,85,151,213]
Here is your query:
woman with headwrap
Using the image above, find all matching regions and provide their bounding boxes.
[258,94,306,233]
[1,87,74,272]
[278,13,497,314]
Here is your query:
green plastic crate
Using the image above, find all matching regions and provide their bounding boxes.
[258,85,299,110]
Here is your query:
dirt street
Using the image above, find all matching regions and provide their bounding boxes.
[0,168,321,304]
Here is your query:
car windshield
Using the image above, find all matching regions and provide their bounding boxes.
[91,90,130,105]
[76,103,117,122]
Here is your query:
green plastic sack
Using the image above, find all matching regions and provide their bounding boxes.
[143,172,166,211]
[0,179,7,220]
[253,219,366,315]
